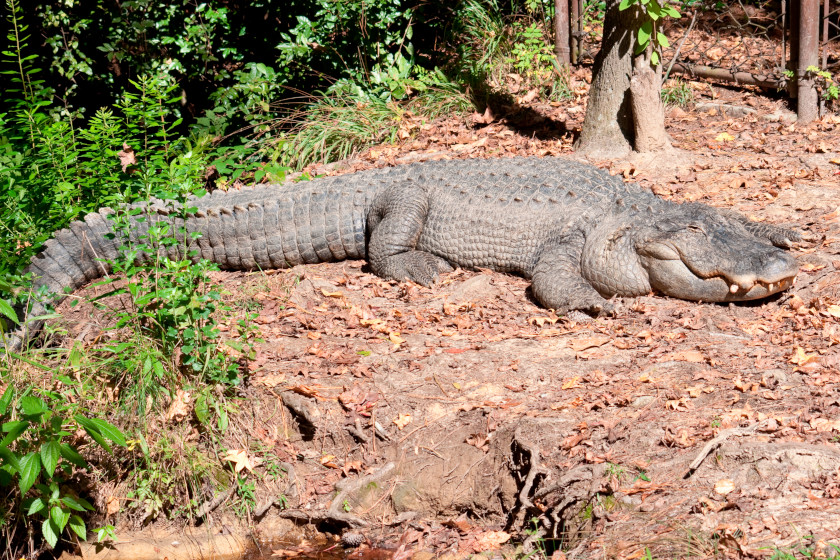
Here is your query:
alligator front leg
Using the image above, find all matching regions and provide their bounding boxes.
[530,235,614,315]
[721,209,800,248]
[367,185,453,286]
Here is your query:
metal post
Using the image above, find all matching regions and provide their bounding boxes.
[797,0,820,122]
[822,0,829,69]
[570,0,581,64]
[789,0,800,99]
[555,0,571,64]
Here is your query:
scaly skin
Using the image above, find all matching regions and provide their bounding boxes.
[4,157,800,350]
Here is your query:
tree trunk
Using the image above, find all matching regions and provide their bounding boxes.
[575,0,671,157]
[629,53,671,152]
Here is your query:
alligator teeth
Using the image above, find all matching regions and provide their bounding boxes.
[767,283,774,291]
[730,284,739,294]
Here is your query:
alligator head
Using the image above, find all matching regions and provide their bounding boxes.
[582,203,799,302]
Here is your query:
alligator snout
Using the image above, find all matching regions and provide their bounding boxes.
[723,249,799,294]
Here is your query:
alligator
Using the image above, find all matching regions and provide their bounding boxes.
[4,156,799,350]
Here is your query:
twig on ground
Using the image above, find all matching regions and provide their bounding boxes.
[683,419,773,478]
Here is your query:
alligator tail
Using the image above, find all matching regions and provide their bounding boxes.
[5,182,372,351]
[6,208,121,351]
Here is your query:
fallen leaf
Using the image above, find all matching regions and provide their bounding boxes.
[117,142,136,172]
[105,495,120,515]
[666,397,692,411]
[810,418,840,432]
[473,530,511,549]
[224,449,260,473]
[714,479,736,495]
[687,385,704,398]
[568,336,611,352]
[471,106,495,125]
[714,132,735,142]
[320,455,339,469]
[800,262,825,272]
[665,350,706,363]
[561,376,582,390]
[342,460,364,476]
[393,413,412,430]
[790,346,819,366]
[166,389,191,422]
[529,315,559,327]
[389,331,405,345]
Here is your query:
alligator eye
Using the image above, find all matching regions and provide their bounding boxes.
[687,225,705,234]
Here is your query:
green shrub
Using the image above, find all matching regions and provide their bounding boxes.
[452,0,571,100]
[0,383,125,552]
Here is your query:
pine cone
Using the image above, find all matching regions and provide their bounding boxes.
[341,531,365,547]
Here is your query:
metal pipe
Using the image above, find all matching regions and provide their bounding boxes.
[669,62,785,89]
[555,0,571,64]
[797,0,820,122]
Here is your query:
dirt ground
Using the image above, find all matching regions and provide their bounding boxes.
[55,77,840,559]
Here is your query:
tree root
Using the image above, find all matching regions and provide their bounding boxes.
[510,427,549,529]
[254,462,300,518]
[275,462,396,528]
[195,486,236,519]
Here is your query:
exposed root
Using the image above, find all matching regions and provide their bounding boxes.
[510,427,549,529]
[254,462,300,518]
[277,508,368,527]
[195,486,235,519]
[347,418,369,443]
[281,392,321,430]
[276,462,396,529]
[544,464,604,541]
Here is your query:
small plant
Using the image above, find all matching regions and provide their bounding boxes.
[764,538,840,560]
[234,475,256,517]
[524,516,548,559]
[94,147,246,388]
[506,22,555,82]
[661,77,694,106]
[806,66,839,102]
[126,431,225,522]
[0,384,126,550]
[94,524,118,544]
[633,467,651,482]
[273,90,402,170]
[262,452,288,483]
[605,462,626,485]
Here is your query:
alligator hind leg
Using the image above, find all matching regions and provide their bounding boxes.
[531,236,614,315]
[367,185,453,286]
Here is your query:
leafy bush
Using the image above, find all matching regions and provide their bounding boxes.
[270,60,472,170]
[451,0,571,99]
[276,0,416,86]
[0,383,125,551]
